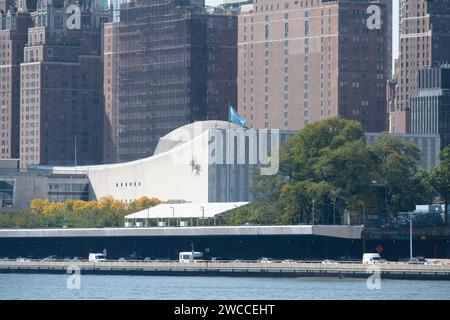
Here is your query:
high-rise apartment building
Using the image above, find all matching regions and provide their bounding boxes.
[0,4,31,159]
[0,0,14,13]
[237,0,390,132]
[410,65,450,148]
[19,0,111,168]
[103,0,237,163]
[392,0,450,132]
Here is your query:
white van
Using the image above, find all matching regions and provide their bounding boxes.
[362,253,386,264]
[179,251,203,263]
[89,253,107,262]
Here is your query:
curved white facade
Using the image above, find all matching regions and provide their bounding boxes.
[48,121,237,203]
[42,121,293,203]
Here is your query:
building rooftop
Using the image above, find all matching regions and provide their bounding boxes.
[125,202,249,220]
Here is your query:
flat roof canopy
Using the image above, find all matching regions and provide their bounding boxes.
[125,202,249,220]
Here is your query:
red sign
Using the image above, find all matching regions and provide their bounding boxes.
[376,244,384,253]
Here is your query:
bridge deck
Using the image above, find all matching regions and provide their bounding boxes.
[1,260,449,280]
[0,225,363,239]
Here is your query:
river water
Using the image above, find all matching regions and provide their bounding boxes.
[0,274,449,300]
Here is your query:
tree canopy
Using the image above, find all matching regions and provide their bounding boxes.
[227,117,433,226]
[0,196,163,229]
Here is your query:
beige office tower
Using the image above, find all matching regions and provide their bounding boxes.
[19,0,111,168]
[392,0,450,133]
[238,0,390,132]
[0,6,30,159]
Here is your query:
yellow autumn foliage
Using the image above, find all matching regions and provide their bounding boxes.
[29,195,161,216]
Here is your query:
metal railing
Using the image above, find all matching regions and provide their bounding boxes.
[2,259,449,270]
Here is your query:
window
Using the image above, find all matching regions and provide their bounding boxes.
[0,180,14,207]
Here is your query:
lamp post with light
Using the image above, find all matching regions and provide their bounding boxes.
[200,206,205,226]
[170,206,174,227]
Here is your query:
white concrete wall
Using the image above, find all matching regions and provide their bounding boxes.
[0,225,363,238]
[75,130,211,203]
[14,175,48,209]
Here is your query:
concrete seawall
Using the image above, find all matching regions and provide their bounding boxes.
[0,225,364,239]
[1,260,449,280]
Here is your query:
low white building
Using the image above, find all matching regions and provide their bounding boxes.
[37,121,293,203]
[124,202,249,227]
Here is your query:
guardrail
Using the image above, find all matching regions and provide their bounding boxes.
[1,259,449,270]
[1,260,450,281]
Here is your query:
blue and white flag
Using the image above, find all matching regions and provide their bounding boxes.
[228,106,246,127]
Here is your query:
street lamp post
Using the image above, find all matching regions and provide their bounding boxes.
[361,202,366,226]
[170,206,174,227]
[200,206,205,226]
[312,199,315,225]
[408,217,413,260]
[384,180,389,223]
[332,202,336,225]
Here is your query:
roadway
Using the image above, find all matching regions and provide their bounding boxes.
[1,259,449,280]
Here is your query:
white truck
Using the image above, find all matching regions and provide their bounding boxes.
[362,253,386,264]
[179,251,203,263]
[88,253,107,262]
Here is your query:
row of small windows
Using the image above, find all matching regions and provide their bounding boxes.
[253,0,331,13]
[116,181,142,188]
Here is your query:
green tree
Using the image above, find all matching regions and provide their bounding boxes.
[230,118,436,226]
[369,135,423,214]
[428,146,450,224]
[251,117,374,225]
[225,204,261,225]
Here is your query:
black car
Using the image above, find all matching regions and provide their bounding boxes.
[408,257,427,264]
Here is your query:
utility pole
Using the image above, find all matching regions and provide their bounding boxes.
[312,199,315,225]
[361,202,366,226]
[409,218,413,260]
[74,135,77,167]
[200,206,205,226]
[332,202,336,225]
[385,181,389,222]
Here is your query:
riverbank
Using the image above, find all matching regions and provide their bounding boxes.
[1,260,450,280]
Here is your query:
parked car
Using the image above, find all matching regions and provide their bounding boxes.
[41,255,57,262]
[321,259,336,264]
[408,257,427,264]
[118,257,126,262]
[338,256,360,263]
[210,257,223,262]
[258,257,273,263]
[143,257,152,262]
[425,260,443,266]
[16,257,28,262]
[282,259,295,264]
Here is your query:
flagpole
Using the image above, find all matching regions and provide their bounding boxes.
[227,107,230,203]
